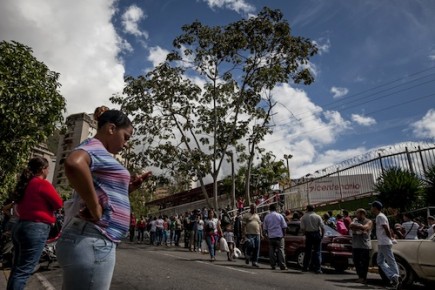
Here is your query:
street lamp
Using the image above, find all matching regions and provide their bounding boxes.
[283,154,293,187]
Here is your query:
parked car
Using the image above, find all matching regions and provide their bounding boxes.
[259,221,353,272]
[370,233,435,287]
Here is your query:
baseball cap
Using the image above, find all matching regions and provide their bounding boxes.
[428,216,435,221]
[370,200,383,210]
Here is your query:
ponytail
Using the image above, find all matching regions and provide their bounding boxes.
[10,157,48,202]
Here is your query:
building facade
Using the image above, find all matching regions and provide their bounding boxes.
[52,113,97,188]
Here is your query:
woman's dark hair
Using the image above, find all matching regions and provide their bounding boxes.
[11,157,48,202]
[93,106,132,130]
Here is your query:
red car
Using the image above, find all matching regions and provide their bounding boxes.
[260,221,353,272]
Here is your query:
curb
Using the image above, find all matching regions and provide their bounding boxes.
[35,273,56,290]
[1,265,56,290]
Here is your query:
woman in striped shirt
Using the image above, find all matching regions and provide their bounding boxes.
[57,106,151,290]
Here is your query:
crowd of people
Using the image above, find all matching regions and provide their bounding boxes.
[1,106,434,290]
[124,197,434,290]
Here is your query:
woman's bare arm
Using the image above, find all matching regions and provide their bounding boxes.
[64,150,102,221]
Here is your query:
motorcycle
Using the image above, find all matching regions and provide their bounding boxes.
[0,219,62,271]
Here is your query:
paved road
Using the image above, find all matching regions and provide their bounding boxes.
[14,243,431,290]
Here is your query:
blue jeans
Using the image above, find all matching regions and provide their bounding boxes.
[377,245,399,281]
[245,234,260,264]
[303,231,322,272]
[206,233,218,258]
[7,221,50,290]
[150,231,156,245]
[196,230,203,250]
[156,228,163,245]
[57,218,116,290]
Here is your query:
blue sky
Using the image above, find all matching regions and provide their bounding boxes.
[1,0,434,178]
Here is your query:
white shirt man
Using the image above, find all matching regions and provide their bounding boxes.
[401,213,418,240]
[372,201,402,289]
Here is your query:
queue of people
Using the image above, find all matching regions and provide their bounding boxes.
[1,107,435,290]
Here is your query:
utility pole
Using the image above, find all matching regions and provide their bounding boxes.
[229,151,236,210]
[284,154,293,188]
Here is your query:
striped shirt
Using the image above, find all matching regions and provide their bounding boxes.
[66,138,131,243]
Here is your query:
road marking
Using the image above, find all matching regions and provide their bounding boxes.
[162,253,190,260]
[160,252,255,275]
[35,273,56,290]
[222,266,255,274]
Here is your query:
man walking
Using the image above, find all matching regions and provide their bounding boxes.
[300,205,324,274]
[263,204,287,270]
[371,201,402,289]
[349,209,372,284]
[243,204,262,267]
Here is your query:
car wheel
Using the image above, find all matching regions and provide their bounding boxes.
[395,256,414,287]
[376,255,414,287]
[297,251,305,268]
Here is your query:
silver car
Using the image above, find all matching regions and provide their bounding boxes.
[370,234,435,287]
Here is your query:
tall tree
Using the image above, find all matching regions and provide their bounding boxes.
[112,7,317,208]
[0,41,66,196]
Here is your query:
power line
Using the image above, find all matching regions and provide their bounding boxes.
[292,65,435,120]
[262,92,435,146]
[271,70,435,127]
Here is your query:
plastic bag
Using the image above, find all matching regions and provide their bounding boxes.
[234,247,242,258]
[220,237,229,252]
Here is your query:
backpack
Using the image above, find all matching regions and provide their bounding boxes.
[221,214,231,228]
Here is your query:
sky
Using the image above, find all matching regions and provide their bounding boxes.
[1,0,435,179]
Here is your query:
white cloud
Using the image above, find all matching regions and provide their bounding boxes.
[330,86,349,99]
[258,84,353,177]
[147,46,170,67]
[411,109,435,138]
[429,50,435,60]
[312,38,330,55]
[351,114,377,126]
[121,5,148,39]
[201,0,255,15]
[298,147,367,177]
[0,0,127,115]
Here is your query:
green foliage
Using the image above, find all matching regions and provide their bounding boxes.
[111,7,317,207]
[221,151,287,197]
[423,164,435,206]
[0,41,66,196]
[374,167,424,212]
[129,179,158,217]
[251,152,287,195]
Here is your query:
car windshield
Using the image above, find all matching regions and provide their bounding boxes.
[324,225,342,237]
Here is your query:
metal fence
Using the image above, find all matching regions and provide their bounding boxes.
[284,142,435,210]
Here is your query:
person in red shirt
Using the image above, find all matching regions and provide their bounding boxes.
[7,157,63,290]
[343,210,352,231]
[336,214,349,235]
[237,196,245,213]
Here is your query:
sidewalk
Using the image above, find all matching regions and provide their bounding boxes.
[1,267,8,289]
[1,264,48,290]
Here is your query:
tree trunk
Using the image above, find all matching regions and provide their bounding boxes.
[244,141,256,204]
[213,175,218,209]
[198,177,212,208]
